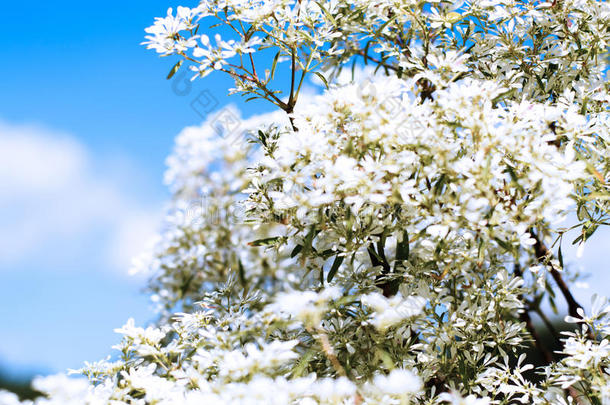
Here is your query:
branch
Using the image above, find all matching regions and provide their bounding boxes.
[355,49,399,72]
[532,305,560,343]
[530,230,584,320]
[367,242,399,297]
[516,265,585,404]
[530,230,596,345]
[514,264,554,364]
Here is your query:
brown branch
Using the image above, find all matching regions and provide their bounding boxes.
[367,243,399,297]
[310,328,346,377]
[355,49,400,72]
[530,229,596,346]
[515,265,586,404]
[532,305,560,343]
[514,264,554,364]
[530,230,584,320]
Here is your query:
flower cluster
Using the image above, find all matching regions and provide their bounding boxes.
[3,0,608,404]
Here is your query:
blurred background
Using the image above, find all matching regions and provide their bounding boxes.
[0,0,607,399]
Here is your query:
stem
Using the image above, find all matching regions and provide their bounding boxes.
[530,230,584,320]
[514,264,554,364]
[237,20,259,81]
[533,306,560,343]
[355,49,399,72]
[295,45,319,100]
[288,47,296,109]
[308,327,346,377]
[530,230,596,345]
[514,265,585,403]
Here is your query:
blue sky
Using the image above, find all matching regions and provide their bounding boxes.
[0,0,608,381]
[0,0,277,378]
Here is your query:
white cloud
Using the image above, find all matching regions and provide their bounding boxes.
[0,120,163,277]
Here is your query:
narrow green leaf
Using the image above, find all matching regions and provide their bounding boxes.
[166,60,183,80]
[315,1,337,26]
[303,226,318,254]
[258,130,267,147]
[290,244,303,258]
[270,50,281,80]
[395,230,410,262]
[534,73,546,92]
[558,245,564,269]
[548,294,558,314]
[584,224,598,241]
[327,254,344,283]
[291,347,317,377]
[493,237,512,252]
[363,41,371,65]
[313,72,329,89]
[367,245,383,266]
[433,173,447,196]
[319,249,335,259]
[238,259,245,284]
[248,236,281,246]
[491,88,516,106]
[375,15,398,37]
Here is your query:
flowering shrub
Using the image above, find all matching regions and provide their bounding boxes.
[2,0,609,404]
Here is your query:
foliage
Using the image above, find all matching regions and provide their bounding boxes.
[2,0,609,404]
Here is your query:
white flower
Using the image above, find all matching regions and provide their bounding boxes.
[361,292,426,331]
[372,368,423,396]
[270,287,341,326]
[143,8,190,55]
[439,391,491,405]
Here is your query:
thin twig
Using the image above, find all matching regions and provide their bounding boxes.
[530,230,585,320]
[514,264,554,364]
[314,329,346,377]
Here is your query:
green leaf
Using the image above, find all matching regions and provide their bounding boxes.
[433,173,447,196]
[558,245,564,269]
[327,254,344,283]
[319,249,335,259]
[258,130,267,147]
[303,226,319,255]
[313,72,329,89]
[248,236,281,246]
[548,294,558,314]
[374,347,394,369]
[367,245,383,266]
[573,224,598,246]
[166,60,183,80]
[491,88,516,106]
[291,347,317,377]
[238,259,245,284]
[315,1,337,26]
[375,15,398,37]
[493,237,512,252]
[290,244,303,258]
[395,230,410,262]
[363,41,372,65]
[534,73,546,92]
[270,50,281,80]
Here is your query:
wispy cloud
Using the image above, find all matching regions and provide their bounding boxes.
[0,120,162,277]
